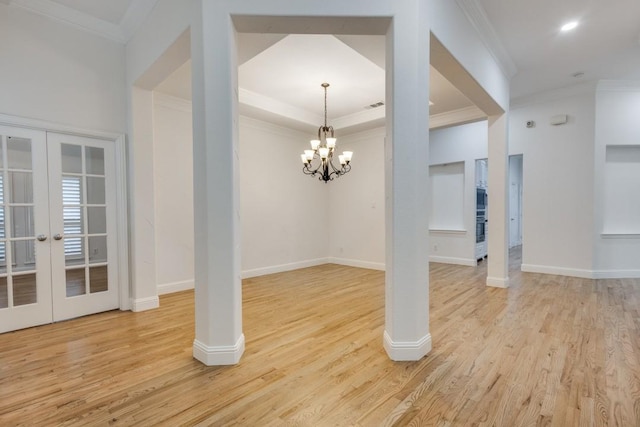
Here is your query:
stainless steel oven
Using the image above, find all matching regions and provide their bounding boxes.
[476,216,486,243]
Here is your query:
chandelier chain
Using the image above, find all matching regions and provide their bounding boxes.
[323,83,328,128]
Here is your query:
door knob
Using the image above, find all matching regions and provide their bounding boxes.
[37,234,47,241]
[53,233,63,240]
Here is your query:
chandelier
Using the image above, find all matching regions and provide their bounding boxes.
[300,83,353,183]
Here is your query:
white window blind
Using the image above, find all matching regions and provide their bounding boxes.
[62,176,83,257]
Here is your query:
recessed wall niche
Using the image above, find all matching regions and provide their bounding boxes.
[429,161,465,231]
[603,145,640,234]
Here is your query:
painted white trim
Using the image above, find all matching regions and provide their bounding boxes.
[486,276,510,288]
[601,233,640,239]
[593,270,640,279]
[239,115,310,141]
[596,80,640,92]
[0,112,122,140]
[511,81,597,109]
[430,256,477,267]
[153,92,192,113]
[0,112,130,311]
[120,0,158,42]
[239,88,321,127]
[429,106,486,129]
[332,106,386,130]
[455,0,518,79]
[131,296,159,312]
[193,335,245,366]
[521,264,594,279]
[383,331,432,361]
[429,229,467,235]
[241,258,330,279]
[327,257,385,271]
[9,0,125,43]
[115,135,131,310]
[158,280,195,295]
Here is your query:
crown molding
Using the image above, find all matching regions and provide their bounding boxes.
[9,0,125,42]
[511,81,597,109]
[429,105,486,129]
[239,115,310,140]
[455,0,518,79]
[596,80,640,92]
[332,106,385,130]
[120,0,157,42]
[153,92,192,113]
[6,0,157,44]
[239,88,321,127]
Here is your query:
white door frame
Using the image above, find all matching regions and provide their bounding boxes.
[0,113,130,311]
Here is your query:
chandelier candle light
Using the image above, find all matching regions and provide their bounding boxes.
[300,83,353,183]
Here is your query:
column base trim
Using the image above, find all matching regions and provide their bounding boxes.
[193,334,245,366]
[486,276,510,288]
[383,331,432,361]
[131,296,159,312]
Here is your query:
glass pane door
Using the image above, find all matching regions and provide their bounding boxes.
[0,126,52,333]
[48,133,118,322]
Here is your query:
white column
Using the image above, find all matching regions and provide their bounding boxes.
[129,87,159,311]
[191,1,244,365]
[486,114,510,288]
[383,1,432,361]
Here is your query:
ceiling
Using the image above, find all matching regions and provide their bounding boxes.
[477,0,640,99]
[49,0,131,25]
[155,34,476,133]
[5,0,639,128]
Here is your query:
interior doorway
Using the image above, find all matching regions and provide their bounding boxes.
[507,154,523,272]
[509,154,523,249]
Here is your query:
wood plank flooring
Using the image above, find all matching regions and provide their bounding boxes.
[1,250,640,425]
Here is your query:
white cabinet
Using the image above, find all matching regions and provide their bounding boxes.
[475,158,488,188]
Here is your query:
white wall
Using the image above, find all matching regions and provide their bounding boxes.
[125,0,195,87]
[150,102,330,287]
[239,117,329,277]
[152,94,195,294]
[593,81,640,277]
[510,85,596,277]
[328,128,385,270]
[0,4,126,133]
[429,121,488,265]
[328,121,491,270]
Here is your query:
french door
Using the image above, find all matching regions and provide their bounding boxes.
[0,127,118,333]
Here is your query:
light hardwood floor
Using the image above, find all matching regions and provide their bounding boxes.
[1,250,640,426]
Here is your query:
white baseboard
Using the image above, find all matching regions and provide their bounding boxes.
[521,264,594,279]
[327,257,385,271]
[158,280,194,295]
[486,276,510,288]
[592,270,640,279]
[383,331,432,361]
[429,256,477,267]
[131,296,159,312]
[241,258,329,279]
[193,334,245,366]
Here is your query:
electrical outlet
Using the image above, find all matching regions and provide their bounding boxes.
[433,244,438,252]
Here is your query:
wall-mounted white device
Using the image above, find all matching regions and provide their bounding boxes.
[550,114,568,125]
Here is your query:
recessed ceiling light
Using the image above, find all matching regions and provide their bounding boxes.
[561,21,578,32]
